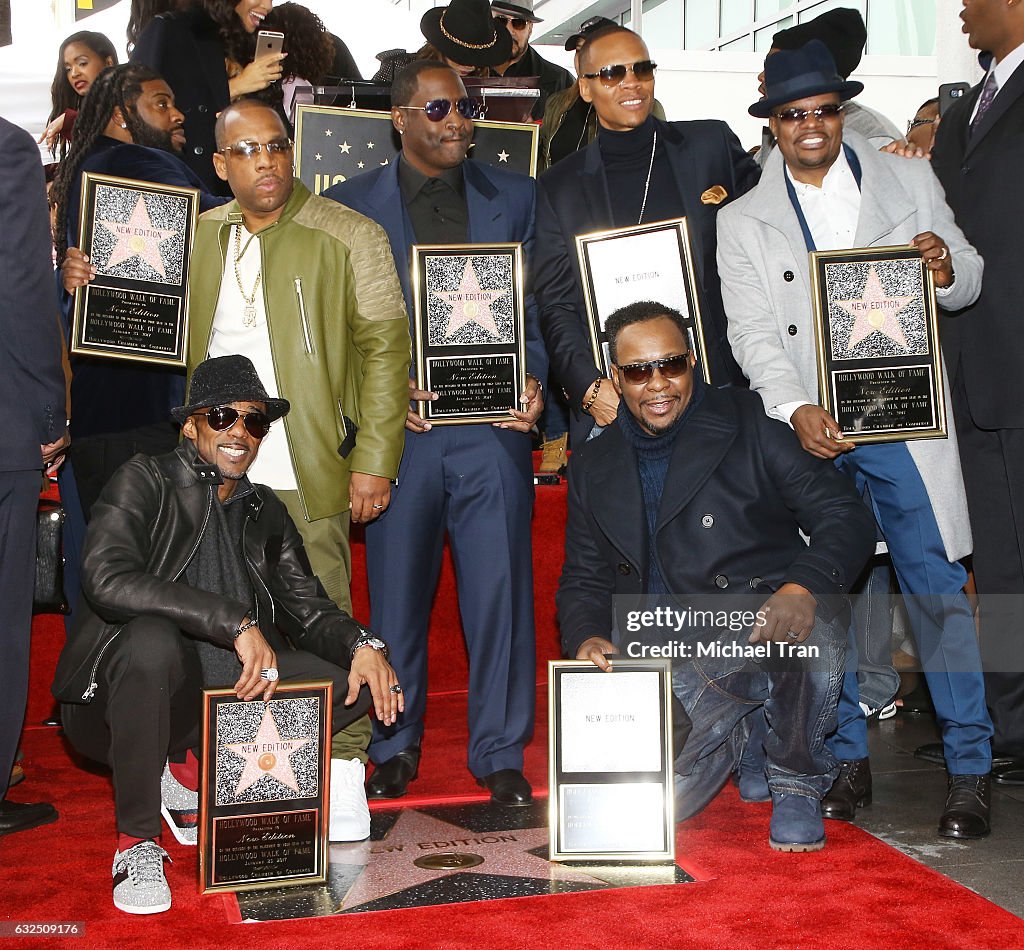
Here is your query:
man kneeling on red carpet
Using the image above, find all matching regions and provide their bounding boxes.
[51,355,403,915]
[557,302,874,851]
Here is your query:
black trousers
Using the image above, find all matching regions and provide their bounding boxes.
[62,616,371,839]
[0,470,40,799]
[953,374,1024,756]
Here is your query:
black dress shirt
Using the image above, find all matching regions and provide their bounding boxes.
[397,155,469,244]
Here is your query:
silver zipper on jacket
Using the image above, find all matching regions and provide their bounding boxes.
[294,277,314,354]
[82,487,215,700]
[242,516,275,627]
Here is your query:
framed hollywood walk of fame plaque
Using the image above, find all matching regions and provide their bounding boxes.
[548,659,676,863]
[199,681,332,894]
[810,245,947,444]
[575,218,710,382]
[411,243,527,425]
[71,173,199,367]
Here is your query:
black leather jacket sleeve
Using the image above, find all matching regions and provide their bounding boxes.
[81,455,248,649]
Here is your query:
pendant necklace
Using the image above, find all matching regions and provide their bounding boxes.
[638,130,657,225]
[233,225,262,327]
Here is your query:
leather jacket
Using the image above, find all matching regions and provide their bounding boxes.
[52,441,365,704]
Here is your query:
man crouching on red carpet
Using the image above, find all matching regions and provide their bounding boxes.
[51,355,403,914]
[556,302,874,851]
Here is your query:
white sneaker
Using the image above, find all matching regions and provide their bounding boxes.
[330,758,371,842]
[859,701,898,721]
[112,841,172,915]
[160,761,198,845]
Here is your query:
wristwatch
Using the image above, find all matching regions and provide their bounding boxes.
[351,634,389,662]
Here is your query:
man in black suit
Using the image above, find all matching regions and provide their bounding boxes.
[931,0,1024,783]
[534,24,759,443]
[0,115,69,836]
[558,301,874,850]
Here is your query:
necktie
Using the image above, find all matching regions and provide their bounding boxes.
[971,72,999,134]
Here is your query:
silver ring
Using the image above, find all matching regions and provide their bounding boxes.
[260,667,280,681]
[390,684,402,694]
[937,247,948,262]
[372,504,385,510]
[786,631,800,640]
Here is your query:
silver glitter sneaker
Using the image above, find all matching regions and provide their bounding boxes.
[160,761,198,845]
[112,841,172,915]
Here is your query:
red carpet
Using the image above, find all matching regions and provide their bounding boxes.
[7,477,1024,947]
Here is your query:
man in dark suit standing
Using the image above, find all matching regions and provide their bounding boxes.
[0,115,69,836]
[559,301,874,850]
[534,24,759,443]
[931,0,1024,784]
[325,62,545,805]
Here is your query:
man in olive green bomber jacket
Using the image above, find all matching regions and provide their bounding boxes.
[188,98,411,621]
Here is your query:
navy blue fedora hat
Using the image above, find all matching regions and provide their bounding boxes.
[749,39,863,119]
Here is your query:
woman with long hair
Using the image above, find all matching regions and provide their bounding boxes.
[41,31,118,158]
[131,0,283,193]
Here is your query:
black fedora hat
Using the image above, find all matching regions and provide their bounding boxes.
[171,355,290,424]
[749,39,863,119]
[491,0,542,24]
[563,15,616,51]
[421,0,513,68]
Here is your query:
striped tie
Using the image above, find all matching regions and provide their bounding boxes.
[971,72,999,134]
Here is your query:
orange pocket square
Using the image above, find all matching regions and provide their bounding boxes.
[700,185,728,205]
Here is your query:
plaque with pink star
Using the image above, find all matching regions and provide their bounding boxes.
[810,245,946,443]
[200,681,332,894]
[71,172,199,367]
[412,244,527,425]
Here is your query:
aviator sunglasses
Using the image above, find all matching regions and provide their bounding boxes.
[395,97,478,122]
[195,406,272,439]
[493,14,528,29]
[617,353,691,385]
[218,137,294,157]
[771,103,845,123]
[582,59,657,87]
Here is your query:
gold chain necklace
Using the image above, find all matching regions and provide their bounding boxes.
[233,225,262,327]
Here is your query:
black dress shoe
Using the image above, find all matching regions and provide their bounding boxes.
[914,743,1018,770]
[938,774,990,838]
[0,799,58,837]
[821,758,872,821]
[992,760,1024,786]
[478,769,532,807]
[366,746,420,800]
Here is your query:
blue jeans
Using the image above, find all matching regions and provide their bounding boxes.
[829,443,993,774]
[671,615,845,821]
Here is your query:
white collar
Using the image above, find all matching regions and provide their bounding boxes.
[988,40,1024,92]
[786,145,854,196]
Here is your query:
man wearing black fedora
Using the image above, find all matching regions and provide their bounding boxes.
[53,355,403,914]
[490,0,572,119]
[717,40,993,839]
[419,0,512,76]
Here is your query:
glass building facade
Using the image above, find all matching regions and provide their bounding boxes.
[536,0,937,57]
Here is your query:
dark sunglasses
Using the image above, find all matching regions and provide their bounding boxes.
[218,137,293,158]
[582,59,657,87]
[617,353,691,385]
[771,103,844,123]
[493,14,528,29]
[195,406,272,439]
[395,97,477,122]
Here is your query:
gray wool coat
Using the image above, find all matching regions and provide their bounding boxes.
[716,130,983,562]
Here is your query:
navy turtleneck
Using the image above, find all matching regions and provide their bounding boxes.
[617,375,706,594]
[598,115,685,226]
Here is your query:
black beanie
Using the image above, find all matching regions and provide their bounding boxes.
[771,7,867,79]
